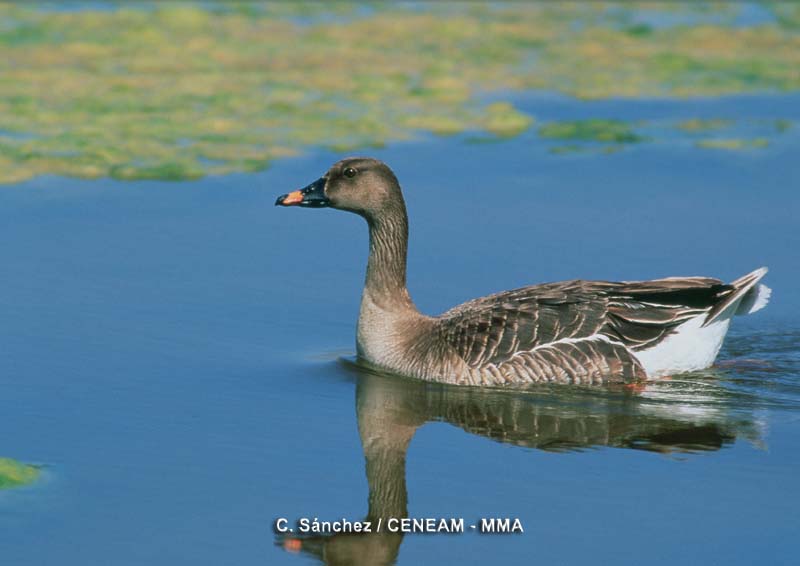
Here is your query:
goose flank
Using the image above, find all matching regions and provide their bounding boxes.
[276,157,771,386]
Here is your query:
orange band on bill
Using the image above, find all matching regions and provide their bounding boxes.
[282,190,304,205]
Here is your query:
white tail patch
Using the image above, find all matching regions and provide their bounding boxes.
[736,283,771,315]
[636,267,770,378]
[635,315,730,378]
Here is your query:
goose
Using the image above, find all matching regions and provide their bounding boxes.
[275,157,771,386]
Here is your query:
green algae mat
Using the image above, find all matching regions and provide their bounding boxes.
[0,457,39,489]
[1,2,798,184]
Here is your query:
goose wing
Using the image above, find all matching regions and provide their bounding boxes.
[602,277,731,351]
[436,277,732,379]
[436,280,607,368]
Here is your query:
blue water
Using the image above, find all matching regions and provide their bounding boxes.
[1,94,799,565]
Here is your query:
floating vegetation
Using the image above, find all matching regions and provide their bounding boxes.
[548,144,624,155]
[539,119,645,144]
[677,119,733,132]
[539,116,793,156]
[0,2,798,183]
[481,102,535,138]
[0,457,40,489]
[775,119,793,133]
[696,138,770,150]
[770,3,800,29]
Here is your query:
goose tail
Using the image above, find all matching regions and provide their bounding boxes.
[703,267,771,327]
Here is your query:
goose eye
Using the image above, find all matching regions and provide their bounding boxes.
[343,167,357,178]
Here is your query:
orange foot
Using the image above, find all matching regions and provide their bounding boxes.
[623,382,648,393]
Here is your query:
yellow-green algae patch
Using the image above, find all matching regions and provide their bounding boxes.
[539,119,645,144]
[775,119,793,133]
[0,458,40,489]
[0,2,798,183]
[481,103,535,138]
[695,138,770,150]
[549,144,625,155]
[677,119,733,132]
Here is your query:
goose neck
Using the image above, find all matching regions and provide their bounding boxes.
[364,207,414,311]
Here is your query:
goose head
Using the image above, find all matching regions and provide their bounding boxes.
[275,157,404,220]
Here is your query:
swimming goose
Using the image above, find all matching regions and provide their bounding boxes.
[276,157,771,386]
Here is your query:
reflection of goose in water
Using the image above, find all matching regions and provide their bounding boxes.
[277,361,763,565]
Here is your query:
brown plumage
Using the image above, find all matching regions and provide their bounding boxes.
[276,157,770,386]
[436,278,728,384]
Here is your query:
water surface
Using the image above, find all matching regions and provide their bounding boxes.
[1,93,799,564]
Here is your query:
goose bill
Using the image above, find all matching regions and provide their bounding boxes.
[275,177,330,207]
